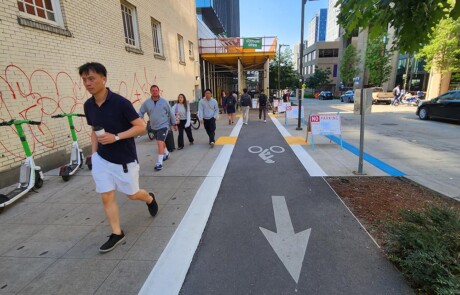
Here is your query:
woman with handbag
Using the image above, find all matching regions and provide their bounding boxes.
[172,94,194,150]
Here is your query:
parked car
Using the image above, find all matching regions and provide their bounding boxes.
[371,87,393,104]
[340,90,354,103]
[318,91,333,100]
[416,90,460,122]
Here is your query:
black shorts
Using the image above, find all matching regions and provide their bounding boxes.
[153,127,168,141]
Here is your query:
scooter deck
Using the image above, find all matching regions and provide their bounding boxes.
[0,186,28,206]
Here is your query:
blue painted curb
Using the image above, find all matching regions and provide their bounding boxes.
[325,135,405,176]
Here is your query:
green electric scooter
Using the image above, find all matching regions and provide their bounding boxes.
[0,119,44,212]
[51,113,86,181]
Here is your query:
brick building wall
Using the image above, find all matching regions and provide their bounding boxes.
[0,0,199,186]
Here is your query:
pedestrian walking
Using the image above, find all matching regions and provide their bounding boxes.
[172,94,194,150]
[221,90,227,114]
[392,85,401,106]
[258,89,268,123]
[80,62,158,253]
[139,85,177,171]
[198,88,219,147]
[240,88,252,125]
[226,91,237,124]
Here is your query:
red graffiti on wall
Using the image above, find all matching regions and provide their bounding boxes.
[0,64,155,160]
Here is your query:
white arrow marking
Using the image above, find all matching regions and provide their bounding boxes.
[259,196,311,284]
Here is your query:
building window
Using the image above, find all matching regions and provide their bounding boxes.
[333,64,338,77]
[151,18,164,56]
[17,0,64,26]
[178,34,185,63]
[121,2,140,48]
[312,50,316,60]
[188,41,194,59]
[319,48,339,58]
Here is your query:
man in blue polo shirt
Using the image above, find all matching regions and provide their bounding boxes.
[81,62,158,253]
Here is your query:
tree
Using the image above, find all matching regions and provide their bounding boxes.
[416,17,460,74]
[305,68,332,90]
[365,35,393,86]
[340,45,360,87]
[269,48,299,91]
[336,0,460,53]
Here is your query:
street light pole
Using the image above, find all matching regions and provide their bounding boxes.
[296,0,307,130]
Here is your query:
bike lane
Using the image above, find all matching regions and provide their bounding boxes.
[179,116,413,294]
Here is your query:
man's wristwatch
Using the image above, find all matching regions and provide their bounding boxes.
[114,134,120,141]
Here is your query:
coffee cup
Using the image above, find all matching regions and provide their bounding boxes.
[93,126,105,136]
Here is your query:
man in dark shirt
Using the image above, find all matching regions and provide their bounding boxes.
[80,62,158,253]
[258,90,268,122]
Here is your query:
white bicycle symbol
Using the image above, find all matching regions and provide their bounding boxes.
[248,145,285,164]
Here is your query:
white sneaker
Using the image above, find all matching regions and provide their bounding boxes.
[264,120,267,123]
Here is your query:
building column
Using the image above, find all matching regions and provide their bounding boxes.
[426,69,451,99]
[264,58,270,93]
[238,58,244,94]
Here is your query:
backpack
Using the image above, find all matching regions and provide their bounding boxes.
[259,94,267,107]
[241,94,251,106]
[226,95,235,106]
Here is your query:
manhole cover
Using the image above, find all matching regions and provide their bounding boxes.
[381,123,398,126]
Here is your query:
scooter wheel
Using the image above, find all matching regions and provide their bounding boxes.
[62,175,70,182]
[79,153,84,168]
[34,172,43,189]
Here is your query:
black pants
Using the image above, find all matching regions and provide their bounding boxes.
[259,106,267,120]
[178,119,194,148]
[203,117,216,143]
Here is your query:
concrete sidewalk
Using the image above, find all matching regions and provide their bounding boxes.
[0,114,239,295]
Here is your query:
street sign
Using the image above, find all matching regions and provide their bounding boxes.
[243,38,262,49]
[353,89,373,115]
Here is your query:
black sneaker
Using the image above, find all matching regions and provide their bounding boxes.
[99,231,125,253]
[147,193,158,216]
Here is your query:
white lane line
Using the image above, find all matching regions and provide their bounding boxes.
[139,119,241,295]
[270,116,327,177]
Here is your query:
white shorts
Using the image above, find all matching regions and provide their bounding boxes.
[91,153,140,195]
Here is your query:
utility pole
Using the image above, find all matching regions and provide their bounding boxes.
[297,0,307,130]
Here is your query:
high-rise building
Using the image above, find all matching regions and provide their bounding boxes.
[326,0,340,41]
[307,9,327,46]
[196,0,240,37]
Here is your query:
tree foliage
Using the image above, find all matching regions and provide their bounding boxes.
[340,44,360,87]
[305,68,332,90]
[416,17,460,74]
[269,48,299,90]
[336,0,460,53]
[365,35,393,86]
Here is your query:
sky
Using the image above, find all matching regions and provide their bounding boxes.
[240,0,329,50]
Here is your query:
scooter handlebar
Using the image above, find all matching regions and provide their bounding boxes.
[0,119,40,126]
[51,113,85,118]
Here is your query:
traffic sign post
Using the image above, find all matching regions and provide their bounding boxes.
[307,112,343,151]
